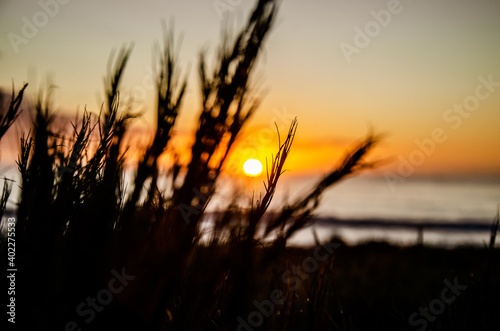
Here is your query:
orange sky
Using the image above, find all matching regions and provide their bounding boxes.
[1,0,500,178]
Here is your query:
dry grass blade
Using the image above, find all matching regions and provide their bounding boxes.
[58,110,92,177]
[127,27,187,209]
[255,119,297,214]
[244,118,297,241]
[0,82,28,141]
[265,132,381,239]
[0,179,12,221]
[105,45,133,117]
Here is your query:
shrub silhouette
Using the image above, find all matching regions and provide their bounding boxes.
[0,1,380,330]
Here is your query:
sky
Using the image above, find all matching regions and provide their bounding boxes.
[1,0,500,179]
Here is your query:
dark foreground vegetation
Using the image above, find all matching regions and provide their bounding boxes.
[0,0,498,330]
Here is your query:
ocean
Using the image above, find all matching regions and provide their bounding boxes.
[270,175,500,221]
[210,174,500,247]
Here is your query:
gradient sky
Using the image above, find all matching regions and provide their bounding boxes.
[1,0,500,178]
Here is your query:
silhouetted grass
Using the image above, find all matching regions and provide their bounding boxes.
[0,1,498,330]
[0,83,27,141]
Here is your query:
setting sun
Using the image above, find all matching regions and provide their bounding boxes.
[243,159,263,176]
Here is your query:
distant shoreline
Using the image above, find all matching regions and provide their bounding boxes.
[311,217,495,232]
[199,211,496,232]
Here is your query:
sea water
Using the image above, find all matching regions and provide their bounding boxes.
[208,174,500,247]
[264,174,500,246]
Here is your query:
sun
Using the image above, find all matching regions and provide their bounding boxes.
[243,159,263,177]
